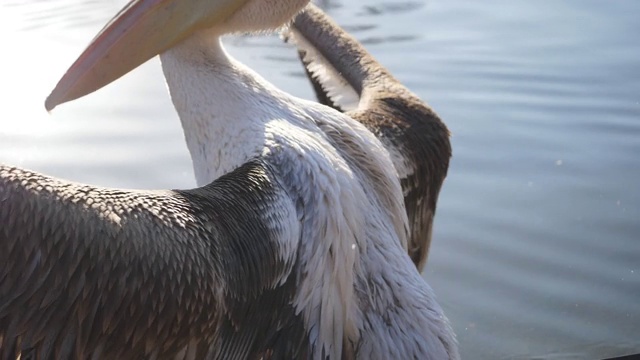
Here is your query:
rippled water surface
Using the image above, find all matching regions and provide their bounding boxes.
[1,1,639,358]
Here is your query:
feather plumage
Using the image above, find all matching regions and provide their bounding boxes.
[286,4,452,270]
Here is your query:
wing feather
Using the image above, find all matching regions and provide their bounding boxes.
[0,160,306,359]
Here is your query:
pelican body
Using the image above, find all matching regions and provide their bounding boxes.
[287,5,452,271]
[0,0,459,358]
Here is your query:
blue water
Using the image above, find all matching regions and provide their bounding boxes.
[1,1,639,358]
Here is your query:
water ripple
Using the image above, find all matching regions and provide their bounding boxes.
[1,0,639,359]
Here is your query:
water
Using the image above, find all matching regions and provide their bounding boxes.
[1,0,639,358]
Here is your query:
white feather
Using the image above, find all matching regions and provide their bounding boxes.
[160,23,458,359]
[287,30,360,111]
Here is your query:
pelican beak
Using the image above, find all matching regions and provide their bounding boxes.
[45,0,250,111]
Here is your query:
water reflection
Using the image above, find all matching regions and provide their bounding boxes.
[358,2,424,16]
[1,0,639,359]
[359,35,417,45]
[3,0,114,31]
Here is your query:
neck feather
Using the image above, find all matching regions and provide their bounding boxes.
[159,33,283,185]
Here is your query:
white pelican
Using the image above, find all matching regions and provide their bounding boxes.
[0,0,459,358]
[286,4,452,271]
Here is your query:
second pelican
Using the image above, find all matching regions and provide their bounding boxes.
[286,4,452,271]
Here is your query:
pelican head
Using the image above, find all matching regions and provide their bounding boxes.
[45,0,308,111]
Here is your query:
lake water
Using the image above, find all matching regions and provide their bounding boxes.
[1,0,639,359]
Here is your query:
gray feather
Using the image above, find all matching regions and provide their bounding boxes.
[286,4,452,270]
[0,160,307,359]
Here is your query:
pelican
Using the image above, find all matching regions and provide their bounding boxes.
[285,4,452,271]
[0,0,459,359]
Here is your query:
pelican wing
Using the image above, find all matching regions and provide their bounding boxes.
[0,160,306,359]
[285,5,451,270]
